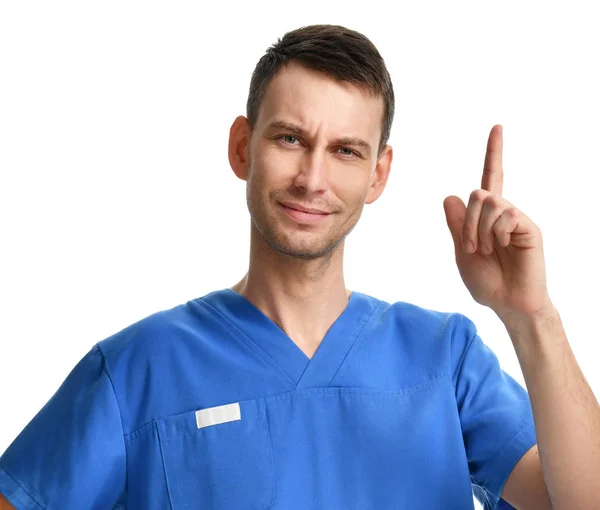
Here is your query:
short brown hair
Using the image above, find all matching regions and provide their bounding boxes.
[246,24,395,158]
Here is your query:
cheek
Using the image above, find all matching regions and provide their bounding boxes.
[246,167,276,214]
[258,147,302,184]
[252,154,295,199]
[331,170,371,203]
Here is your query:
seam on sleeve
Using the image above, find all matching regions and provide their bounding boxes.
[481,422,537,491]
[94,343,128,474]
[0,468,45,509]
[452,314,479,392]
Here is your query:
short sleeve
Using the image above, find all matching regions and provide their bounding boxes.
[453,316,537,510]
[0,344,127,509]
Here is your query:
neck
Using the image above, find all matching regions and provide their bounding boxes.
[230,224,351,357]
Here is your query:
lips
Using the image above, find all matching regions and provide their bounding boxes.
[279,201,329,214]
[279,202,332,224]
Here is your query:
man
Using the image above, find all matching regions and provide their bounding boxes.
[1,24,598,510]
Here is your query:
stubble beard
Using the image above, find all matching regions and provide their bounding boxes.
[246,177,360,261]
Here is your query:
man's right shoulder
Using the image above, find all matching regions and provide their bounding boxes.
[97,300,197,363]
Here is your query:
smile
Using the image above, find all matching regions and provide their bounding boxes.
[279,203,331,224]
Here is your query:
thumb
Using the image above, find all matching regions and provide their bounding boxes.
[443,195,467,252]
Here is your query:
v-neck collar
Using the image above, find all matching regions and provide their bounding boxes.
[201,288,382,389]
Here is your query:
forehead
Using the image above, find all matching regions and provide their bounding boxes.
[256,63,383,143]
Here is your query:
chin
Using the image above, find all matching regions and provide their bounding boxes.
[274,234,344,260]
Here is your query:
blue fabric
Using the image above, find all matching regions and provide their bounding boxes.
[0,288,536,509]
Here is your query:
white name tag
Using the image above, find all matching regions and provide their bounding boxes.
[195,402,241,429]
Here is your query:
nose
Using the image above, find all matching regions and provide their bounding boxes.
[292,148,329,193]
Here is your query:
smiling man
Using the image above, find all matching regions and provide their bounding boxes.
[226,47,391,361]
[2,24,598,510]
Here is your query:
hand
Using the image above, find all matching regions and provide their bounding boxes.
[443,125,553,321]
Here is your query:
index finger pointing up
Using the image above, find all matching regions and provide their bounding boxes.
[481,124,504,195]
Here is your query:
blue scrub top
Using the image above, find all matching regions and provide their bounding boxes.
[0,288,536,509]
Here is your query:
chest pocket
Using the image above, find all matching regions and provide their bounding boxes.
[157,397,275,509]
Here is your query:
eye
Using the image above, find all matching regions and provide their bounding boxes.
[337,147,359,158]
[276,135,359,159]
[278,134,300,145]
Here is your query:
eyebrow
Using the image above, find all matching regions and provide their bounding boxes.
[265,120,372,156]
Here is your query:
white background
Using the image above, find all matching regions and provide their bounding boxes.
[1,2,599,508]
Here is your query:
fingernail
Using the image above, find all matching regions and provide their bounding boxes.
[463,241,474,253]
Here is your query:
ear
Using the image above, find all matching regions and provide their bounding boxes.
[228,115,252,181]
[365,145,393,205]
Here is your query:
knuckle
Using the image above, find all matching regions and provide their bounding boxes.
[485,195,502,211]
[469,189,486,203]
[507,207,520,219]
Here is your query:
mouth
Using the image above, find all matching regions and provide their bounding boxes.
[278,202,331,224]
